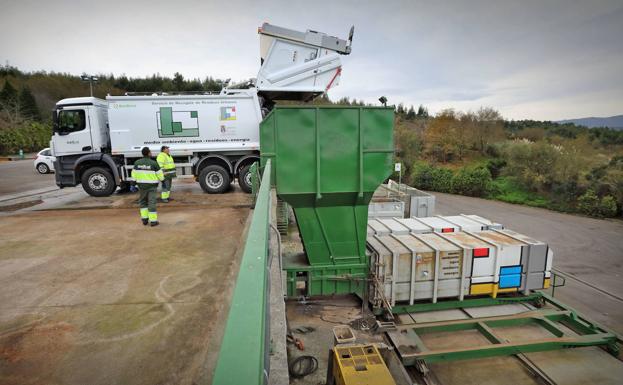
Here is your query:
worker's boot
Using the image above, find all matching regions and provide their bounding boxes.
[150,221,159,227]
[142,218,148,226]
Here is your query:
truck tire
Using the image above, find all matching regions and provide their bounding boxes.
[238,164,253,194]
[81,167,116,197]
[199,165,230,194]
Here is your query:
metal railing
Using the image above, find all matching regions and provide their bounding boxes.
[212,160,272,385]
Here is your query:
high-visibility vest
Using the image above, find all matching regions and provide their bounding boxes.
[157,152,176,175]
[132,157,164,185]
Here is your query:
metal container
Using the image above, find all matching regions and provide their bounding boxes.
[473,230,551,294]
[368,233,465,306]
[411,217,460,233]
[461,214,504,230]
[367,229,553,307]
[368,198,405,218]
[260,106,394,267]
[437,215,490,232]
[380,180,436,217]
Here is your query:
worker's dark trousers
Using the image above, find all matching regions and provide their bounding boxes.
[138,185,158,223]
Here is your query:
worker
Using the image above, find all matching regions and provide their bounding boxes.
[156,145,176,203]
[132,147,164,226]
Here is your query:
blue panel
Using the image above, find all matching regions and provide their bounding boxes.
[500,265,522,275]
[499,274,521,288]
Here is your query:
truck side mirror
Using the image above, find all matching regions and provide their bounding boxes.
[52,110,59,132]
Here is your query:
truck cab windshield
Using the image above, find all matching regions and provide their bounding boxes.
[54,109,86,134]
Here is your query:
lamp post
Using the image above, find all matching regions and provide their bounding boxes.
[81,74,99,97]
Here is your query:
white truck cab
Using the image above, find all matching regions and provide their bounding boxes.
[51,23,353,197]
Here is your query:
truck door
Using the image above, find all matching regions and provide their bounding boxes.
[53,107,93,156]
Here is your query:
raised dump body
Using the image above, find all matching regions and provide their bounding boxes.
[476,230,551,295]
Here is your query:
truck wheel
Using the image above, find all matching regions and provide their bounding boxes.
[81,167,116,197]
[199,165,230,194]
[238,164,253,194]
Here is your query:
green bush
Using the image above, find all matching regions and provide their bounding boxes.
[411,162,453,193]
[485,158,506,179]
[577,190,600,216]
[0,121,52,155]
[599,196,618,218]
[577,190,618,218]
[452,166,492,197]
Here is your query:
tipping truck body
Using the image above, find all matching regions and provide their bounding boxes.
[50,23,353,196]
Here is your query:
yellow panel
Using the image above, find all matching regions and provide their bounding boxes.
[470,283,494,295]
[497,287,518,293]
[543,278,550,289]
[333,344,396,385]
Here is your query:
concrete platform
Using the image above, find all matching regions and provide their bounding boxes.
[0,187,251,385]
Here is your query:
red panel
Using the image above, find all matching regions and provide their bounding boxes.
[441,228,454,233]
[473,248,489,257]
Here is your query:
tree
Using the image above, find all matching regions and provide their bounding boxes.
[0,80,18,107]
[18,86,39,120]
[172,72,185,91]
[0,80,21,126]
[396,103,405,115]
[406,105,416,120]
[472,107,505,154]
[424,109,462,162]
[416,104,429,118]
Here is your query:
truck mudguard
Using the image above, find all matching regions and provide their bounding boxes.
[196,154,233,175]
[74,153,121,184]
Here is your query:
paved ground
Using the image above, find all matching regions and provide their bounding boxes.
[0,160,56,195]
[433,192,623,334]
[0,182,252,385]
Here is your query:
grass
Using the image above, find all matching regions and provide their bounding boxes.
[489,177,550,208]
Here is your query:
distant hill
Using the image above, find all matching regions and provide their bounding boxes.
[557,115,623,130]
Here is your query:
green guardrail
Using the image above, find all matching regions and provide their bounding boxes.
[212,160,272,385]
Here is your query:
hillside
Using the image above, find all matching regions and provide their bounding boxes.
[557,115,623,130]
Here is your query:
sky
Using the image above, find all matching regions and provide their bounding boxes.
[1,0,622,120]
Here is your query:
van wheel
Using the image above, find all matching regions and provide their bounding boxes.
[82,167,116,197]
[199,165,230,194]
[238,164,253,194]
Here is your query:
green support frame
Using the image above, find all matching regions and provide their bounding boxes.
[212,160,272,385]
[284,263,368,297]
[387,293,545,315]
[387,291,621,366]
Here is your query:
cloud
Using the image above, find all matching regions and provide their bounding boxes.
[1,0,621,120]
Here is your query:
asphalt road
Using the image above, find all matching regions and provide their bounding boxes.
[433,191,623,333]
[0,160,56,196]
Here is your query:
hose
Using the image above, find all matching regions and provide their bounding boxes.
[288,355,318,379]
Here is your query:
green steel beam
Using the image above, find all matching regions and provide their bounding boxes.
[388,292,545,315]
[399,333,617,365]
[212,160,272,385]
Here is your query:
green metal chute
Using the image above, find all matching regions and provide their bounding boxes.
[261,106,394,279]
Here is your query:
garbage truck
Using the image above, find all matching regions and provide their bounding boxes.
[51,23,354,196]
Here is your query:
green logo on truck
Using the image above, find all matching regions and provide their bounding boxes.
[156,107,199,137]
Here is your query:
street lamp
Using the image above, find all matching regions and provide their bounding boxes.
[81,74,99,97]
